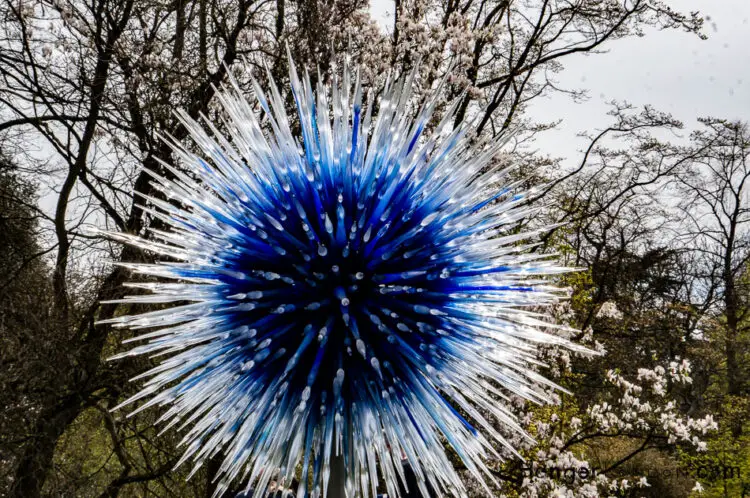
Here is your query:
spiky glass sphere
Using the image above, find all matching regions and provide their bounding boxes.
[103,59,574,497]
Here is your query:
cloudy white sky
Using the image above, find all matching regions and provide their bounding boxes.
[369,0,750,166]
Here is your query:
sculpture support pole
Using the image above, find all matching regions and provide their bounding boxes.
[327,453,347,498]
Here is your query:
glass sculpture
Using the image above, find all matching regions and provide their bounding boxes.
[102,57,576,498]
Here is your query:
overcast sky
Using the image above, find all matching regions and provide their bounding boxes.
[369,0,750,166]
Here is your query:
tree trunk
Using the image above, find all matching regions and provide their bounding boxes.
[9,260,133,497]
[723,237,743,438]
[9,396,82,497]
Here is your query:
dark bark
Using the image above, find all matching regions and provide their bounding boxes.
[199,0,208,72]
[9,395,85,497]
[174,0,186,60]
[723,189,743,438]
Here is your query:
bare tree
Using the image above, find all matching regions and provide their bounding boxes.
[0,0,281,494]
[676,118,750,437]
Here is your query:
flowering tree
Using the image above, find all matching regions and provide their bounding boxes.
[505,358,716,497]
